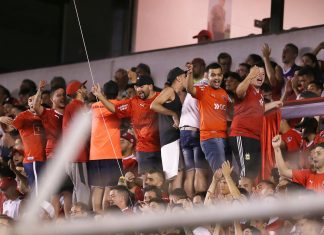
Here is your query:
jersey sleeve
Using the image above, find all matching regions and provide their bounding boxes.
[115,99,132,118]
[292,169,309,187]
[12,113,24,129]
[195,85,205,100]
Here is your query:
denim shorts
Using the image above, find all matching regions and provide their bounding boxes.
[180,130,209,171]
[201,138,227,172]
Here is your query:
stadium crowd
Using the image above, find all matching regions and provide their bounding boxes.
[0,40,324,235]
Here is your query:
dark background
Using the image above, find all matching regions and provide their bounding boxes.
[0,0,134,74]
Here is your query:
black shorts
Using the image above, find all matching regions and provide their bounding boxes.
[56,174,74,194]
[87,159,123,187]
[136,151,163,175]
[229,136,261,179]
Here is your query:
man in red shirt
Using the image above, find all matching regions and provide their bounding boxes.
[273,135,324,192]
[62,80,90,206]
[187,63,230,172]
[92,75,162,175]
[33,80,73,218]
[0,95,46,194]
[229,63,282,179]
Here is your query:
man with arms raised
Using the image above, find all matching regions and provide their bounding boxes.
[33,80,73,218]
[187,62,230,172]
[272,135,324,192]
[92,75,161,176]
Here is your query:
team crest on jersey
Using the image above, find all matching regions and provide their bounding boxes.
[287,137,292,142]
[245,153,251,160]
[259,98,264,106]
[118,104,128,111]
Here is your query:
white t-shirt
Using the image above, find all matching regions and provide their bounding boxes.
[3,198,22,219]
[179,79,208,128]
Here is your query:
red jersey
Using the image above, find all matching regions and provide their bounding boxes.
[62,99,89,162]
[90,100,122,160]
[40,108,63,158]
[292,169,324,192]
[12,110,46,163]
[230,85,264,140]
[0,192,6,214]
[281,128,302,152]
[195,85,230,140]
[122,154,138,174]
[314,130,324,145]
[115,94,160,152]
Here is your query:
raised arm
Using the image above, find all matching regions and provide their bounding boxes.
[204,169,222,205]
[235,66,260,99]
[91,83,116,113]
[0,116,13,126]
[313,41,324,56]
[185,63,197,97]
[221,161,244,200]
[264,100,283,112]
[150,87,179,128]
[272,135,293,179]
[262,43,283,87]
[33,80,46,115]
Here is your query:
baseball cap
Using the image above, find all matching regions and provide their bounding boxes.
[0,177,17,191]
[121,132,136,145]
[66,80,87,96]
[193,30,212,39]
[135,75,154,87]
[166,67,186,85]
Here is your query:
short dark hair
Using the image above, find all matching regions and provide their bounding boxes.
[299,90,319,99]
[206,62,222,72]
[144,186,162,199]
[0,85,10,99]
[254,61,265,69]
[239,63,251,71]
[247,54,263,66]
[149,198,167,209]
[21,79,37,92]
[217,52,232,63]
[285,43,299,55]
[224,72,242,82]
[147,169,165,181]
[258,180,275,191]
[170,188,187,199]
[51,76,66,90]
[137,63,151,75]
[308,80,323,92]
[103,80,118,99]
[298,66,315,77]
[111,185,131,205]
[302,53,319,67]
[191,58,206,67]
[50,86,65,97]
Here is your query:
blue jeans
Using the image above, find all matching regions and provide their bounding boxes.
[180,130,209,170]
[201,138,227,172]
[23,161,45,195]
